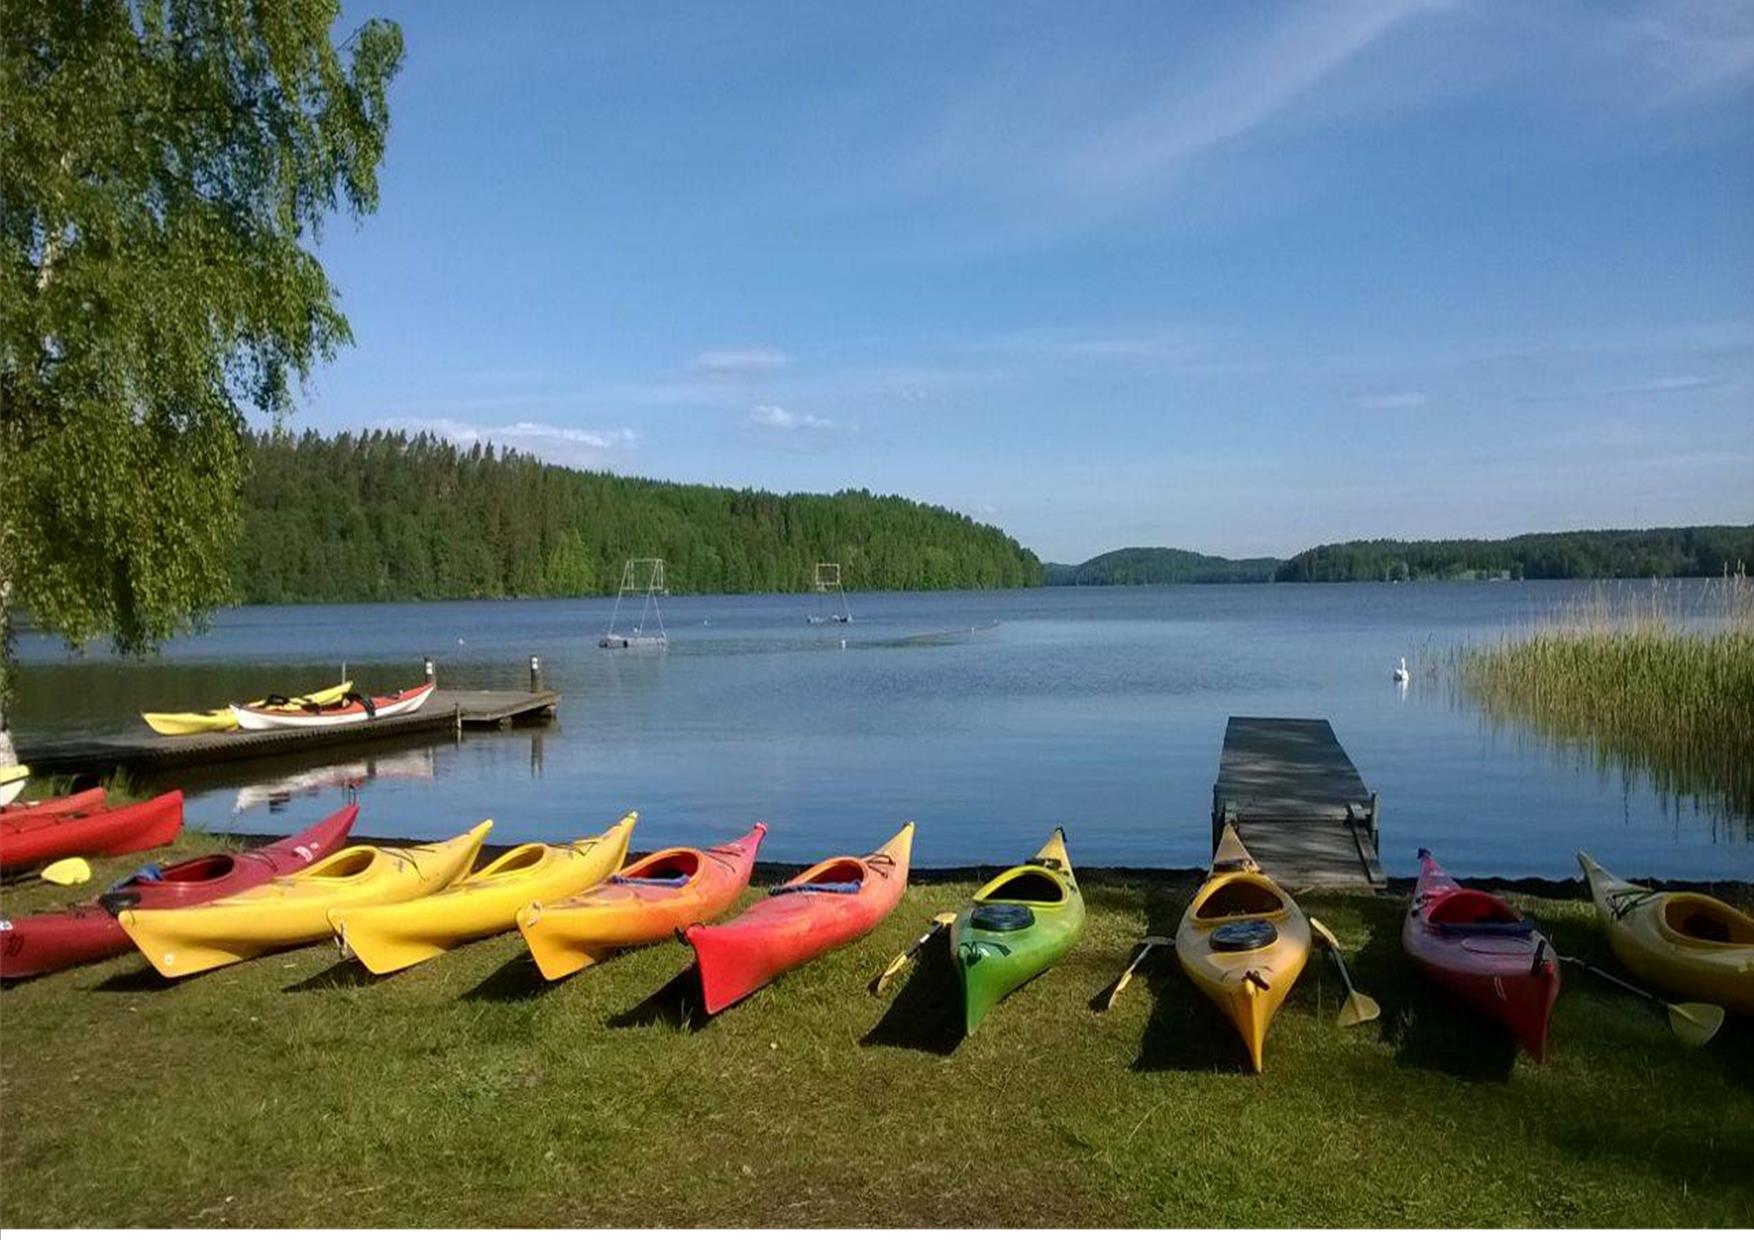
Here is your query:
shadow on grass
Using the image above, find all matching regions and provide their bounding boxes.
[1340,893,1520,1083]
[462,953,557,1003]
[1121,887,1257,1075]
[608,965,710,1032]
[284,959,389,992]
[861,937,965,1056]
[90,965,181,993]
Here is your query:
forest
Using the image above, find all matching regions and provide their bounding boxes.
[234,431,1043,602]
[1274,526,1754,582]
[1043,547,1281,585]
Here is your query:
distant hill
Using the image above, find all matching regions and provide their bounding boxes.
[237,430,1043,601]
[1275,525,1754,582]
[1044,546,1283,586]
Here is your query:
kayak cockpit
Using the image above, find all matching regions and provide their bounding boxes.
[160,855,238,883]
[975,866,1066,906]
[1664,896,1754,946]
[301,849,378,880]
[1196,876,1283,920]
[1426,889,1522,928]
[473,844,550,881]
[618,849,701,883]
[773,857,865,894]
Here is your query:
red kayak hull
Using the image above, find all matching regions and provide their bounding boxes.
[0,787,107,826]
[687,825,913,1014]
[0,804,357,979]
[1403,850,1560,1062]
[0,791,184,872]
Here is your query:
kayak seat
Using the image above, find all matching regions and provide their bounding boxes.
[981,870,1063,904]
[772,880,862,896]
[1667,898,1754,945]
[1427,890,1523,929]
[1196,880,1283,919]
[971,902,1035,932]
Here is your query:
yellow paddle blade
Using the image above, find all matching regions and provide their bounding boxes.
[1668,1002,1725,1048]
[41,856,93,886]
[1307,916,1340,950]
[1103,936,1172,1011]
[1338,991,1382,1027]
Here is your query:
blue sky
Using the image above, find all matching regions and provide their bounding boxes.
[307,1,1754,562]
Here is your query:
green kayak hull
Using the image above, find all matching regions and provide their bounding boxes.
[952,828,1086,1035]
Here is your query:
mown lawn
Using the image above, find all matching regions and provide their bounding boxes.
[2,834,1750,1227]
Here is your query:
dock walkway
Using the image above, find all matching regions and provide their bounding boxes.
[1211,716,1385,889]
[18,689,559,777]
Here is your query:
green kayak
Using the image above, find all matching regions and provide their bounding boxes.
[952,827,1085,1034]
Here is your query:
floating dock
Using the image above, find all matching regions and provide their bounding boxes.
[1211,716,1385,889]
[17,688,559,778]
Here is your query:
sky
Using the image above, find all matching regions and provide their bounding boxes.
[305,1,1754,562]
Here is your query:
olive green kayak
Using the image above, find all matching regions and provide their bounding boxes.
[952,827,1085,1035]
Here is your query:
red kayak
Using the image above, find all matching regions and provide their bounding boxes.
[0,787,107,825]
[1403,848,1561,1062]
[687,822,914,1014]
[0,791,184,872]
[0,804,358,980]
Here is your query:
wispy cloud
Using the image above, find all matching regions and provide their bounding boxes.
[1353,390,1429,410]
[985,326,1210,365]
[377,416,639,469]
[1607,1,1754,101]
[739,404,848,452]
[1606,374,1727,396]
[691,347,793,378]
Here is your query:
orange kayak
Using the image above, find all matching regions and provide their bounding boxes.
[517,824,766,980]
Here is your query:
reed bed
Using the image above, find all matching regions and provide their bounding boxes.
[1458,573,1754,820]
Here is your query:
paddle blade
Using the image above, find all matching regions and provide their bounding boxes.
[1338,991,1382,1027]
[1668,1002,1725,1047]
[869,914,953,995]
[1307,917,1340,951]
[41,856,93,886]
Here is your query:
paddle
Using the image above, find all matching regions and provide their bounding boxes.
[1307,917,1381,1027]
[1558,954,1724,1047]
[870,913,956,995]
[1102,936,1172,1011]
[16,856,94,887]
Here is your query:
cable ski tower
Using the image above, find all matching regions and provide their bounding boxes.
[806,561,852,625]
[600,558,670,648]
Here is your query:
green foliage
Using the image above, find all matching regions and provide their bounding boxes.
[0,1,403,658]
[235,429,1044,600]
[1459,575,1754,820]
[1276,527,1754,582]
[1044,546,1282,586]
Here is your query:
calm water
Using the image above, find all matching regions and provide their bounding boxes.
[13,582,1750,880]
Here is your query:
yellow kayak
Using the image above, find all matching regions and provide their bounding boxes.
[120,822,490,977]
[1579,851,1754,1015]
[332,813,636,974]
[1176,823,1310,1072]
[0,764,27,807]
[142,681,353,736]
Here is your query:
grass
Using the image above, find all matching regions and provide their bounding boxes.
[2,837,1750,1227]
[1458,573,1754,820]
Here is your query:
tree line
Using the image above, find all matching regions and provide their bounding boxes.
[1274,527,1754,582]
[1043,547,1281,585]
[236,430,1043,602]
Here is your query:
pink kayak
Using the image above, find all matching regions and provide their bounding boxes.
[1403,848,1561,1062]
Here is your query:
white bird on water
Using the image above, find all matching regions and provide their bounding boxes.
[1393,656,1410,682]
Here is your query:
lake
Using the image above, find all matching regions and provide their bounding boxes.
[12,581,1749,880]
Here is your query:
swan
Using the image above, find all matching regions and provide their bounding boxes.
[1393,656,1410,682]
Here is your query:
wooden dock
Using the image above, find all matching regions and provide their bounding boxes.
[17,688,559,778]
[1211,716,1385,889]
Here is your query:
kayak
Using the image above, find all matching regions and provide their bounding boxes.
[951,826,1085,1034]
[120,822,490,977]
[1404,848,1560,1061]
[1580,851,1754,1015]
[0,764,26,807]
[332,813,636,974]
[0,791,184,872]
[0,786,106,824]
[142,681,353,736]
[0,805,358,980]
[687,822,914,1014]
[1176,823,1310,1073]
[518,823,766,981]
[232,682,436,731]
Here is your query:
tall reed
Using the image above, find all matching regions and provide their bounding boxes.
[1457,572,1754,820]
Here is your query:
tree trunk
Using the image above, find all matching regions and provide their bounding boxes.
[0,573,15,769]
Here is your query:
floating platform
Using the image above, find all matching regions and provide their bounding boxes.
[17,688,559,778]
[1211,716,1385,890]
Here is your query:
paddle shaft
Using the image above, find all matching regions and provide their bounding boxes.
[1560,954,1664,1008]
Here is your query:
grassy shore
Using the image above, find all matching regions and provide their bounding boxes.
[1459,575,1754,818]
[2,834,1750,1228]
